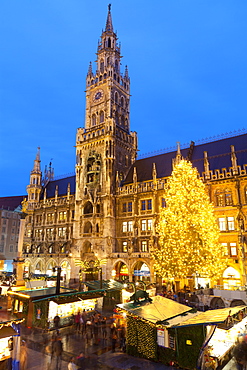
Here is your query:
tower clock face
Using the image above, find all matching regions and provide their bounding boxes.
[93,89,104,102]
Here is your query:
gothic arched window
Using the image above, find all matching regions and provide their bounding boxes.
[100,59,104,72]
[92,114,96,126]
[115,92,118,103]
[215,190,224,206]
[84,221,92,234]
[121,116,125,127]
[225,189,233,206]
[108,37,111,48]
[84,201,93,215]
[215,189,233,206]
[121,97,124,107]
[115,60,118,72]
[83,241,92,253]
[100,111,104,123]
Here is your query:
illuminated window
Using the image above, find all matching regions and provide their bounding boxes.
[221,243,228,256]
[216,194,224,206]
[225,193,233,205]
[128,221,133,232]
[141,240,148,252]
[59,211,67,221]
[218,218,226,231]
[227,217,235,231]
[141,219,153,231]
[122,221,133,232]
[141,220,146,231]
[47,228,54,238]
[147,219,152,230]
[122,241,128,252]
[122,222,128,232]
[230,243,237,257]
[215,190,233,206]
[58,227,66,237]
[47,213,54,223]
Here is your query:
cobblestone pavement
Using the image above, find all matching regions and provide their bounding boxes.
[21,324,176,370]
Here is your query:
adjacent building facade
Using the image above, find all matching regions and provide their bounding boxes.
[0,196,24,272]
[21,6,247,290]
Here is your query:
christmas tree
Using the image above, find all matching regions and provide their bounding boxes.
[152,159,226,281]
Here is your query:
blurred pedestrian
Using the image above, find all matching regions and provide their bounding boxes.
[76,352,86,370]
[119,325,126,352]
[111,322,118,352]
[20,340,27,370]
[101,317,107,340]
[53,336,63,370]
[93,320,99,345]
[68,357,77,370]
[53,315,60,329]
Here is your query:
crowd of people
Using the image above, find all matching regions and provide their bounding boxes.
[42,309,126,369]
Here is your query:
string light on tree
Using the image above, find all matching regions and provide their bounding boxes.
[152,158,227,282]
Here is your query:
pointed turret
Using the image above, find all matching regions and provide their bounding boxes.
[33,147,41,173]
[173,142,182,168]
[204,151,210,180]
[87,61,93,76]
[105,4,113,32]
[152,163,157,182]
[133,167,137,184]
[231,145,238,175]
[27,147,42,203]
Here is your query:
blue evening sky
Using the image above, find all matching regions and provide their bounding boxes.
[1,1,247,196]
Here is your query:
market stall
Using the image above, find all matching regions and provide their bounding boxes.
[116,295,195,366]
[117,295,247,370]
[84,280,124,308]
[8,287,105,329]
[173,305,247,369]
[0,318,23,369]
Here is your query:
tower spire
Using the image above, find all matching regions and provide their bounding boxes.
[105,4,113,32]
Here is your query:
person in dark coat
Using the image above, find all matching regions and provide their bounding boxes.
[110,322,118,352]
[52,337,63,370]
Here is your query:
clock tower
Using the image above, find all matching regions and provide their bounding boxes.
[74,5,137,277]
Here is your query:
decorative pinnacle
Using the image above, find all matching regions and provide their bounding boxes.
[87,61,93,75]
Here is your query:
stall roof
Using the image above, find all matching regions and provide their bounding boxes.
[84,280,124,291]
[0,326,17,339]
[117,295,192,324]
[34,289,106,303]
[8,287,75,299]
[51,296,81,304]
[173,306,247,328]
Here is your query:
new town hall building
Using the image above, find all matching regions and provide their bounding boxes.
[21,6,247,290]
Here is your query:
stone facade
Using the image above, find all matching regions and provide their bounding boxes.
[22,6,247,289]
